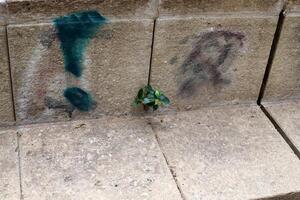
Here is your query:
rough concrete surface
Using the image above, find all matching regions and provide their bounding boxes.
[0,26,14,125]
[150,105,300,200]
[6,0,159,24]
[159,0,283,17]
[0,130,20,200]
[18,117,182,200]
[8,19,152,123]
[286,0,300,12]
[0,1,7,25]
[263,100,300,152]
[263,13,300,102]
[151,16,277,111]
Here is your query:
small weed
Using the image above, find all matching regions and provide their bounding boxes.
[133,85,170,111]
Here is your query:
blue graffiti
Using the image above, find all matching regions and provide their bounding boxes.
[54,11,108,112]
[54,10,107,77]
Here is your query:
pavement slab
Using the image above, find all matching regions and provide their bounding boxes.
[263,100,300,153]
[150,105,300,200]
[17,117,182,200]
[0,130,20,200]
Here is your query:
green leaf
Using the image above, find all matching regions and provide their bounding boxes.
[155,90,161,98]
[143,97,155,104]
[145,85,153,92]
[132,97,142,107]
[146,93,155,99]
[137,88,144,99]
[133,84,170,111]
[159,95,170,105]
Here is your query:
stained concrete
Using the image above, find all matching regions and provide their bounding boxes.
[0,130,20,200]
[6,0,159,24]
[18,117,182,200]
[150,105,300,200]
[8,19,152,123]
[263,100,300,152]
[0,27,14,125]
[151,15,277,111]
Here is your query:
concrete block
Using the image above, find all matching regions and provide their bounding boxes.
[18,117,182,200]
[150,105,300,199]
[151,16,277,111]
[0,27,14,125]
[6,0,159,24]
[9,17,152,123]
[159,0,283,16]
[0,131,20,200]
[263,13,300,101]
[263,100,300,151]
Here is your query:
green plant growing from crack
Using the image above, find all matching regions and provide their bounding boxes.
[133,85,170,111]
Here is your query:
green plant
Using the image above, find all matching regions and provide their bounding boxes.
[133,85,170,111]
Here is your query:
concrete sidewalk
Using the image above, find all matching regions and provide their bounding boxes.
[263,100,300,157]
[1,104,300,200]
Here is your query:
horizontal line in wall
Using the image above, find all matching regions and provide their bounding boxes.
[7,18,155,27]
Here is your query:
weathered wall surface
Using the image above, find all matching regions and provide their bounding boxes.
[6,0,159,23]
[159,0,283,15]
[9,19,153,123]
[2,0,299,124]
[6,1,154,123]
[263,0,300,102]
[151,0,281,111]
[0,2,14,125]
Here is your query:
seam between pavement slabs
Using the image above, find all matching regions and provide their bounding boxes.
[260,105,300,160]
[16,131,24,200]
[147,121,187,200]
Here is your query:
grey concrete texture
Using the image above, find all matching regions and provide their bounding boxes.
[18,117,182,200]
[286,0,300,12]
[8,20,152,123]
[149,105,300,200]
[6,0,159,24]
[0,1,7,25]
[151,16,277,111]
[0,130,20,200]
[263,100,300,152]
[0,26,14,125]
[159,0,284,17]
[263,13,300,102]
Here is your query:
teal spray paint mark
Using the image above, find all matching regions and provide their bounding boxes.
[54,10,107,77]
[53,11,108,112]
[64,87,95,112]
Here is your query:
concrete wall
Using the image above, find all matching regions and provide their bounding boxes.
[6,0,155,123]
[0,1,14,125]
[0,0,297,125]
[263,0,300,102]
[151,0,282,111]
